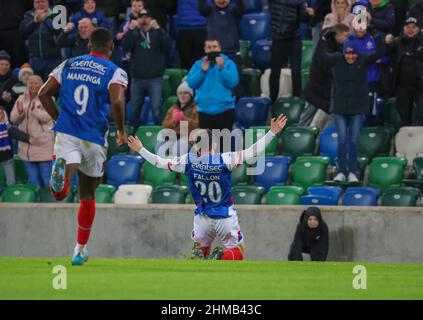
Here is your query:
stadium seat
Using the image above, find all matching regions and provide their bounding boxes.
[162,73,173,101]
[232,186,262,204]
[301,69,310,91]
[359,126,394,161]
[0,166,7,186]
[280,126,318,159]
[13,155,28,184]
[164,68,188,96]
[381,98,402,130]
[245,126,278,155]
[106,155,143,188]
[301,40,313,71]
[143,161,176,187]
[254,156,291,192]
[2,184,37,203]
[319,126,338,165]
[368,157,407,192]
[134,125,163,153]
[239,68,262,97]
[381,187,420,207]
[39,187,74,203]
[271,97,305,127]
[342,187,379,206]
[403,157,423,188]
[107,125,133,159]
[265,186,303,205]
[162,96,178,118]
[395,127,423,165]
[239,40,251,67]
[114,184,153,204]
[252,38,272,70]
[231,163,249,186]
[235,97,272,129]
[94,184,116,203]
[243,0,263,13]
[307,186,343,202]
[300,195,338,206]
[152,186,186,204]
[292,156,330,189]
[240,13,271,43]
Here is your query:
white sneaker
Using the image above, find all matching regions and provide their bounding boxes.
[334,173,346,182]
[348,173,359,182]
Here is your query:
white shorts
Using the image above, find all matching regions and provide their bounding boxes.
[53,132,107,178]
[191,206,244,249]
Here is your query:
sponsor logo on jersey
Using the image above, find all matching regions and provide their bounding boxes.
[70,60,107,74]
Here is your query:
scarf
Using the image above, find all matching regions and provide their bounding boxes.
[0,112,11,152]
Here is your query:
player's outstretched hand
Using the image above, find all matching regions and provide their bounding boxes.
[116,130,128,147]
[270,114,287,135]
[127,135,143,153]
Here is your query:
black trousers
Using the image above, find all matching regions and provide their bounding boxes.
[199,109,235,131]
[0,28,26,68]
[395,85,423,126]
[176,28,207,70]
[269,37,302,102]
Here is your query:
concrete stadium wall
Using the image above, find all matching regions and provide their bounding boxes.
[1,204,423,262]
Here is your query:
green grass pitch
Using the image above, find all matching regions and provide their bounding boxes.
[0,258,422,300]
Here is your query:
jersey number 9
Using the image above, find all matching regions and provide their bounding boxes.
[74,84,89,116]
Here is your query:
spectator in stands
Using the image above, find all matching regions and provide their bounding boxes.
[299,24,350,130]
[324,34,384,182]
[288,207,329,262]
[70,0,110,30]
[322,0,355,30]
[12,64,34,96]
[0,51,18,118]
[117,0,144,41]
[368,0,395,36]
[0,107,16,185]
[142,0,178,31]
[268,0,313,101]
[176,0,208,70]
[0,0,30,68]
[159,82,199,157]
[198,0,245,67]
[385,17,423,126]
[10,75,54,188]
[54,0,83,17]
[19,0,62,80]
[57,18,95,57]
[410,0,423,29]
[122,9,171,129]
[309,0,332,50]
[187,39,239,133]
[391,0,409,36]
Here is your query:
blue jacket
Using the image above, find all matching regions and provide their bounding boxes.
[177,0,207,28]
[349,32,381,83]
[187,54,239,115]
[71,9,110,29]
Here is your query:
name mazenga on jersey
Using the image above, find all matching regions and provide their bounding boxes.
[66,72,101,85]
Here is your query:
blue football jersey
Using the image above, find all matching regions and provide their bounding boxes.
[49,54,128,146]
[185,153,235,219]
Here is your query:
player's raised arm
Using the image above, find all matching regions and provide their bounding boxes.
[222,114,288,170]
[109,83,127,146]
[127,135,186,173]
[38,76,60,121]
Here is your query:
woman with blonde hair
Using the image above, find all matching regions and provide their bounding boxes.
[323,0,355,30]
[10,75,55,188]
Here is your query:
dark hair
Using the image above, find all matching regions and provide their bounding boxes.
[89,28,113,50]
[332,23,350,35]
[205,38,221,45]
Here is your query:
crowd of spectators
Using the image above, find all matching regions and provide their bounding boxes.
[0,0,422,189]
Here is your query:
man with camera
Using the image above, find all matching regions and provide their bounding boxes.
[186,39,239,134]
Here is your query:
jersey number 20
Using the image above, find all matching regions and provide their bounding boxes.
[74,84,89,116]
[194,181,222,203]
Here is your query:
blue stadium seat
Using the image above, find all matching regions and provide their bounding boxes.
[106,155,143,188]
[240,13,271,43]
[300,195,338,206]
[254,156,292,192]
[235,97,272,129]
[319,126,338,165]
[243,0,263,13]
[307,186,343,202]
[342,188,379,206]
[252,38,272,70]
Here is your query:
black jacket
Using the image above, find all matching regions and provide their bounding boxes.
[122,27,171,79]
[56,31,89,58]
[410,1,423,29]
[288,207,329,261]
[269,0,310,40]
[391,0,409,36]
[325,35,385,115]
[142,0,178,30]
[0,72,18,118]
[310,0,331,27]
[303,28,341,113]
[0,0,32,30]
[386,33,423,91]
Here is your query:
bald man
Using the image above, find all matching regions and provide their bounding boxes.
[57,18,96,57]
